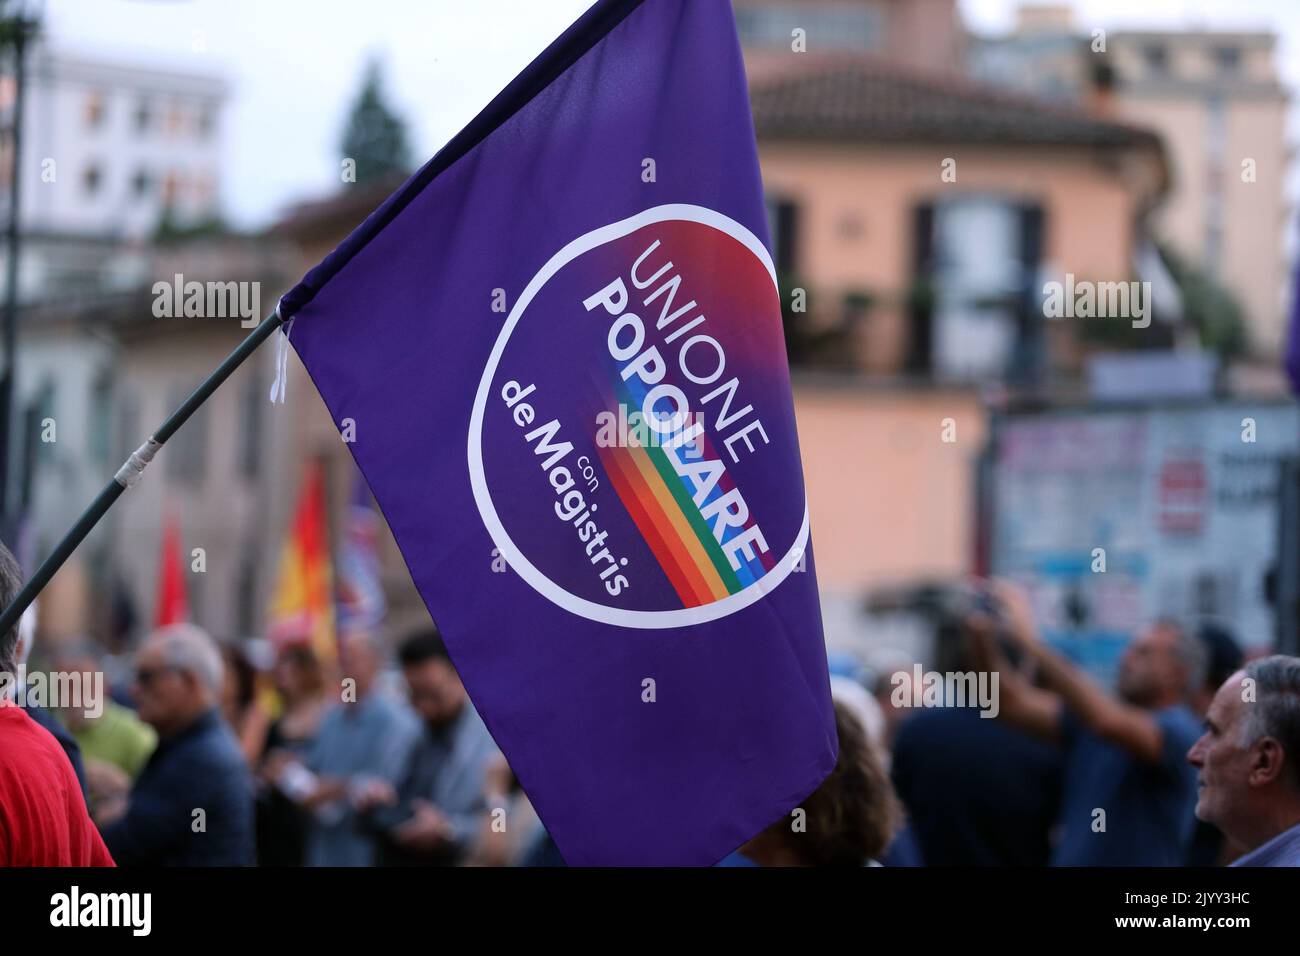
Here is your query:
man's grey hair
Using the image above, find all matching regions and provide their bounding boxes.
[339,627,381,655]
[151,623,225,696]
[1240,655,1300,789]
[1154,617,1207,697]
[0,541,23,675]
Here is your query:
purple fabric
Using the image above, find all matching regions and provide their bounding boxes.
[285,0,836,866]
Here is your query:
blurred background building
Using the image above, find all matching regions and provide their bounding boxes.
[735,0,966,77]
[970,5,1291,360]
[0,0,1295,679]
[736,0,1297,667]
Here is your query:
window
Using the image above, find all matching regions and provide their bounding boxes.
[88,370,112,464]
[1212,45,1240,74]
[736,6,880,51]
[82,164,102,196]
[134,97,152,132]
[19,379,56,509]
[1142,44,1169,74]
[164,381,209,486]
[193,173,214,204]
[197,103,216,139]
[238,364,262,480]
[913,197,1044,382]
[84,90,106,129]
[132,168,152,197]
[764,195,799,276]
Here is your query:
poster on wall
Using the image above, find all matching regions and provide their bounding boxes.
[990,402,1298,684]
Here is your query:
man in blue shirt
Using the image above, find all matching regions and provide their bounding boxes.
[271,630,418,866]
[972,584,1203,866]
[892,611,1062,866]
[1189,655,1300,867]
[99,625,255,866]
[894,703,1062,866]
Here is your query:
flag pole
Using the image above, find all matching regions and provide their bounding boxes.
[0,306,286,638]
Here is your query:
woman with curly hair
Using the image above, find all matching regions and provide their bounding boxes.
[741,699,901,866]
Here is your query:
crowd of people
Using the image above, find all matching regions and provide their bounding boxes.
[883,582,1300,867]
[2,537,1299,867]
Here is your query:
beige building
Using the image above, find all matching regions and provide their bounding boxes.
[38,237,296,647]
[751,58,1168,383]
[23,4,1187,652]
[970,8,1292,359]
[742,23,1170,614]
[1106,31,1291,357]
[734,0,965,78]
[793,378,986,595]
[30,218,431,650]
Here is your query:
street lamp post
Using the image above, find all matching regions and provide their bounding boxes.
[0,1,40,534]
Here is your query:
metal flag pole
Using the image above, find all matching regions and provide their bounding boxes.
[0,5,37,529]
[0,306,286,637]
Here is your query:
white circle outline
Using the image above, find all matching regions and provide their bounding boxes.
[467,203,811,630]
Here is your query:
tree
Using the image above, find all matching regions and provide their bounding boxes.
[0,2,40,50]
[1160,245,1248,360]
[339,58,413,186]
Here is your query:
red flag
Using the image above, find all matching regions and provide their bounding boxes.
[154,513,188,628]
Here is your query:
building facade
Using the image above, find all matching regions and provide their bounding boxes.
[734,0,964,77]
[968,8,1291,359]
[1107,30,1290,356]
[0,42,229,644]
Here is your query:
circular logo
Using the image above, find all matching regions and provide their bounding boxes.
[468,204,809,629]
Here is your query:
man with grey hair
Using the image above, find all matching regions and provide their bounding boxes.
[98,623,255,865]
[1189,655,1300,866]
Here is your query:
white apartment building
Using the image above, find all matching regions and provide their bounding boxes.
[0,41,228,641]
[5,43,226,235]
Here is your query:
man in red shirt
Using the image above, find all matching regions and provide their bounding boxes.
[0,541,113,866]
[0,707,115,865]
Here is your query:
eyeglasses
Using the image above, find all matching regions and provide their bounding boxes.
[134,665,179,687]
[407,686,445,704]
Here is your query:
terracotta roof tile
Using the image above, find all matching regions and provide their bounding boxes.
[750,58,1162,149]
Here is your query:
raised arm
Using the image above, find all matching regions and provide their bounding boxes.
[991,582,1166,765]
[965,615,1063,744]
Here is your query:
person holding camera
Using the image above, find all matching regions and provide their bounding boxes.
[969,582,1203,867]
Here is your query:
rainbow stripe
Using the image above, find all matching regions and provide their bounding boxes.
[618,371,775,575]
[595,371,772,608]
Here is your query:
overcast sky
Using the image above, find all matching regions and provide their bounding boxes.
[40,0,1300,233]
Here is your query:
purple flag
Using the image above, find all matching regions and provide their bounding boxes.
[282,0,835,865]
